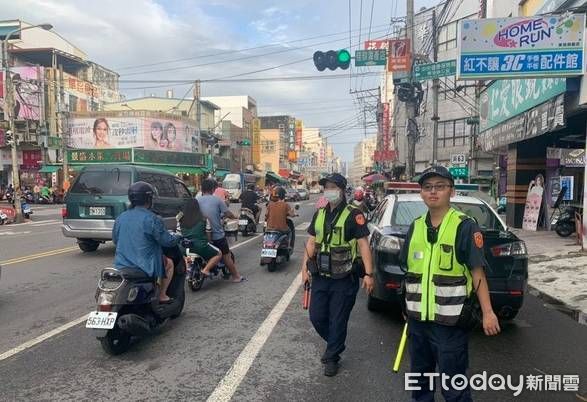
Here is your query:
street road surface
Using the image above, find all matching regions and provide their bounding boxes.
[0,200,585,401]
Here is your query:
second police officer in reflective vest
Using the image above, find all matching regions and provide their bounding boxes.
[399,166,501,402]
[301,173,374,377]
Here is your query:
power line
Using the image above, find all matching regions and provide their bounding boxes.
[115,22,394,71]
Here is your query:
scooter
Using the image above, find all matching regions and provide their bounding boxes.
[260,205,299,272]
[238,207,258,236]
[86,244,186,355]
[224,217,239,241]
[21,199,32,219]
[554,206,579,237]
[0,210,7,225]
[184,241,235,291]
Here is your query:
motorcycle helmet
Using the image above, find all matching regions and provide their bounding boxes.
[128,181,154,207]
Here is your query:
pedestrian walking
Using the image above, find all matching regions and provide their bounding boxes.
[300,173,374,377]
[399,165,501,401]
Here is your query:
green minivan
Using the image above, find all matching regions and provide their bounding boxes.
[62,165,193,252]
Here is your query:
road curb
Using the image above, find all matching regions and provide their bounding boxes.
[527,284,587,326]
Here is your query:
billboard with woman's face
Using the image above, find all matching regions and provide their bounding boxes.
[67,116,195,152]
[143,118,193,152]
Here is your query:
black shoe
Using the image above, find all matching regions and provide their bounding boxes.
[324,361,339,377]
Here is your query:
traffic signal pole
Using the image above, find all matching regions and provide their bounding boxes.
[406,0,417,178]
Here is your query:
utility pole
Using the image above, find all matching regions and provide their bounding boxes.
[431,8,439,166]
[194,80,201,151]
[59,64,68,187]
[4,40,23,222]
[36,65,48,164]
[406,0,417,178]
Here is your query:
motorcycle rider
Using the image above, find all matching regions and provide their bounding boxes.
[197,178,246,283]
[112,181,179,303]
[265,186,296,248]
[239,183,261,222]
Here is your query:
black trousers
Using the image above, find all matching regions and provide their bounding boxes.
[309,274,359,363]
[408,318,472,402]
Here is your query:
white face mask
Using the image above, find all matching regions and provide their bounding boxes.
[324,189,341,204]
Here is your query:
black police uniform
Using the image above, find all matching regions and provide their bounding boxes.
[307,200,369,364]
[399,213,487,402]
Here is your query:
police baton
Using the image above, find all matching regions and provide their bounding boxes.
[393,323,408,373]
[302,280,311,310]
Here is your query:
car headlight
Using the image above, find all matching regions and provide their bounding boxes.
[377,235,402,252]
[490,241,527,257]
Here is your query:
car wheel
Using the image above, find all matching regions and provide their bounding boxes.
[78,239,100,252]
[367,294,387,312]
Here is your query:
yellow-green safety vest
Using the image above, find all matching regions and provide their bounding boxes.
[406,208,473,326]
[314,205,357,278]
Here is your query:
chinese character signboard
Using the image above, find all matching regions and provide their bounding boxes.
[478,93,565,151]
[67,149,132,164]
[388,39,411,72]
[414,60,456,81]
[355,50,387,66]
[364,40,389,50]
[479,77,566,131]
[295,120,302,149]
[252,118,261,165]
[457,14,585,79]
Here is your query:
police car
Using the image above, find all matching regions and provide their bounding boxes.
[367,182,528,320]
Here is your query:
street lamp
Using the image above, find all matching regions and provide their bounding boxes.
[3,23,53,223]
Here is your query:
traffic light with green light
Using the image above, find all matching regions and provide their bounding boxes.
[313,50,351,71]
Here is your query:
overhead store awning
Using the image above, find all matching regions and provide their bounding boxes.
[38,165,61,173]
[266,171,287,184]
[215,169,230,179]
[153,166,207,175]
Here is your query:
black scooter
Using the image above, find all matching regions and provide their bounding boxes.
[260,205,299,272]
[185,244,235,291]
[86,245,186,355]
[238,207,258,236]
[554,206,579,237]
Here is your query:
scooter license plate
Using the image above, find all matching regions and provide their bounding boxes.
[261,249,277,258]
[85,311,117,329]
[238,219,248,225]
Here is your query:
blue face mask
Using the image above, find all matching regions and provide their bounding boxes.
[324,189,341,204]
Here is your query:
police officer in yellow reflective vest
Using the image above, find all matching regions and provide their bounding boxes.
[399,166,501,402]
[301,173,374,377]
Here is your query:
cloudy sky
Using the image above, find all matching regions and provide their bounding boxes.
[2,0,437,162]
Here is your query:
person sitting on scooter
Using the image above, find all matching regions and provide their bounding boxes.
[177,198,222,277]
[197,179,246,283]
[265,186,296,247]
[112,181,179,303]
[240,183,260,222]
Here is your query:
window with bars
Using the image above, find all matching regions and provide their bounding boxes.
[438,118,468,147]
[261,140,276,153]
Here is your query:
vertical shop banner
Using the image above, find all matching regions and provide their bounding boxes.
[458,14,585,79]
[252,118,261,165]
[295,120,303,150]
[0,66,43,120]
[68,117,143,149]
[387,39,411,72]
[522,174,546,231]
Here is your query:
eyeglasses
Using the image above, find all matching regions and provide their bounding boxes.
[421,184,452,192]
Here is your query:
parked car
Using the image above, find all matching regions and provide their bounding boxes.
[296,188,309,200]
[285,187,301,202]
[62,165,192,252]
[366,192,528,320]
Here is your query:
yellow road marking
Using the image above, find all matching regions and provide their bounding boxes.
[0,246,79,266]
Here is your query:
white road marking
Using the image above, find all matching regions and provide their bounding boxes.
[206,272,302,402]
[0,233,264,360]
[29,219,60,227]
[0,314,88,362]
[295,222,310,231]
[0,231,31,236]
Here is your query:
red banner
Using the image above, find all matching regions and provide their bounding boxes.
[364,40,389,50]
[21,150,42,169]
[388,39,411,72]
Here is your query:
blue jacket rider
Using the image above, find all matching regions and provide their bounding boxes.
[113,181,179,302]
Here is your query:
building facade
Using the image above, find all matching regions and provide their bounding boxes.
[350,137,376,185]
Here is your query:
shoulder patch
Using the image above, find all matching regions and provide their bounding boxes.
[355,214,366,225]
[473,232,484,248]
